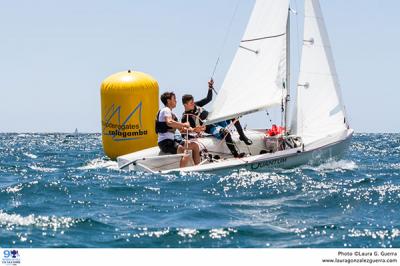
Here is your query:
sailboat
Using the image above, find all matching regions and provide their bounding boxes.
[117,0,353,173]
[66,128,79,138]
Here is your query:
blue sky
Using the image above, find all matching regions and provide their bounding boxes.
[0,0,399,133]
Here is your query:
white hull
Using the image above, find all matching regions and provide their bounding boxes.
[117,129,353,174]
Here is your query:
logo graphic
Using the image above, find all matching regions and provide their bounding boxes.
[2,250,21,265]
[102,102,149,142]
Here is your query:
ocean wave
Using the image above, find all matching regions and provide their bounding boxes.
[1,180,41,194]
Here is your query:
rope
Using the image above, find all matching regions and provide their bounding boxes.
[212,119,246,157]
[185,114,189,150]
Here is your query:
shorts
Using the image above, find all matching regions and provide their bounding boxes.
[207,120,230,140]
[158,139,183,154]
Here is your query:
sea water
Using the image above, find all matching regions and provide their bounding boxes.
[0,133,399,248]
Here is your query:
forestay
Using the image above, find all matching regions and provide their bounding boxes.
[206,0,290,125]
[292,0,348,144]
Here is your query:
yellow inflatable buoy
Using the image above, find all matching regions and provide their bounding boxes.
[100,70,159,160]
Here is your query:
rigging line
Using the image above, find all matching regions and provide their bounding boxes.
[211,119,240,151]
[241,32,286,43]
[184,114,189,152]
[210,0,241,79]
[184,113,205,123]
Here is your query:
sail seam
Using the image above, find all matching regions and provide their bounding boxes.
[241,33,286,43]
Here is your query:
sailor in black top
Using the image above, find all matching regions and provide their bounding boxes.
[156,92,201,167]
[181,80,252,158]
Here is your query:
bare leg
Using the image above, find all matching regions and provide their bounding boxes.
[177,145,190,168]
[188,142,200,165]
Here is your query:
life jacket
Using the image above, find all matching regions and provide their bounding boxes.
[155,110,178,134]
[193,106,209,127]
[193,106,204,127]
[266,124,285,136]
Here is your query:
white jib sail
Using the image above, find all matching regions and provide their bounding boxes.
[206,0,290,125]
[293,0,348,144]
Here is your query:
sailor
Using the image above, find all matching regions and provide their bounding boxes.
[181,80,252,158]
[156,92,200,167]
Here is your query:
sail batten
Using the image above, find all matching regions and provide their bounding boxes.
[241,32,286,42]
[206,0,290,125]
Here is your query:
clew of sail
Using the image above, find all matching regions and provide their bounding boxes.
[292,0,349,144]
[206,0,290,125]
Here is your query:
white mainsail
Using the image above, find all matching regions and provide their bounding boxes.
[206,0,290,124]
[292,0,348,144]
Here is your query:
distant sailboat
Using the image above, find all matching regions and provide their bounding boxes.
[117,0,353,173]
[66,128,79,138]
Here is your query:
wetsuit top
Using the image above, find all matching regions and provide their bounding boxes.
[181,89,212,130]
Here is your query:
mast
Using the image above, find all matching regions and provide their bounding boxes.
[284,8,291,133]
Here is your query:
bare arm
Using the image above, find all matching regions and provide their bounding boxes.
[165,116,189,129]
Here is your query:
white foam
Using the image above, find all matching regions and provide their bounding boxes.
[1,181,38,194]
[348,228,400,241]
[78,158,119,170]
[29,165,58,172]
[177,228,199,238]
[390,163,400,169]
[5,184,23,193]
[131,228,170,238]
[209,228,236,239]
[306,160,358,172]
[23,152,38,159]
[0,211,35,226]
[145,186,160,193]
[0,210,79,229]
